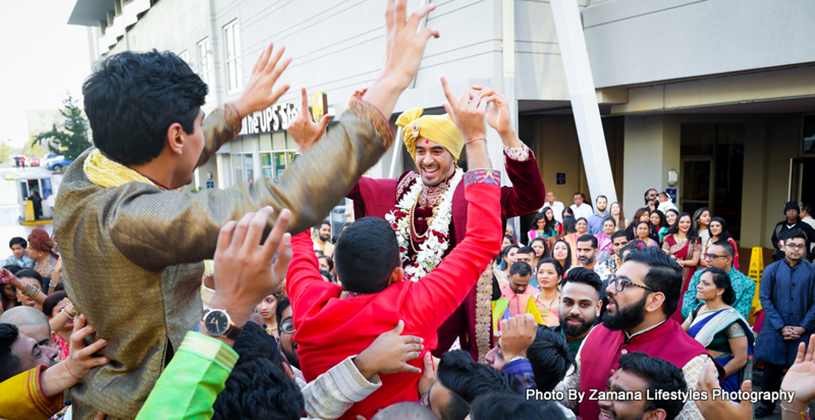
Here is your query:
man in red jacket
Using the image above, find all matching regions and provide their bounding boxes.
[286,91,502,420]
[556,247,724,420]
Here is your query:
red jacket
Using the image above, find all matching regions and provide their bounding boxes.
[287,171,502,420]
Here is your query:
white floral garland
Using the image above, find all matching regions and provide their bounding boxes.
[385,169,464,281]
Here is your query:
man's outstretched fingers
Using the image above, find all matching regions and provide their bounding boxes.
[230,212,256,252]
[406,4,437,31]
[263,208,291,259]
[243,207,274,251]
[216,221,238,253]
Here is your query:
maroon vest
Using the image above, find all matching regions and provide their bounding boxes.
[579,319,721,420]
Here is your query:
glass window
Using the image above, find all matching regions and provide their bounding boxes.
[232,154,243,185]
[41,178,53,200]
[223,20,242,92]
[274,152,287,181]
[197,38,214,101]
[261,153,273,179]
[803,115,815,155]
[178,50,189,65]
[244,154,254,183]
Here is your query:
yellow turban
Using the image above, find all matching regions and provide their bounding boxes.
[395,108,464,161]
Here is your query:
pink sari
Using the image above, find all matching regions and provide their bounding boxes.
[664,235,700,323]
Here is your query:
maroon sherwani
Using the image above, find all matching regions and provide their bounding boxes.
[347,147,544,361]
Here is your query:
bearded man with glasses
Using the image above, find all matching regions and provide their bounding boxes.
[555,247,723,420]
[679,240,756,320]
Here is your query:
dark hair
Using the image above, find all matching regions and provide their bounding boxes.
[787,228,809,243]
[317,254,334,272]
[644,188,658,205]
[2,265,22,276]
[551,239,572,271]
[317,221,331,229]
[499,244,520,268]
[575,217,588,229]
[561,266,602,293]
[712,239,735,259]
[510,261,533,277]
[536,257,564,278]
[43,291,68,318]
[621,242,645,260]
[617,352,687,420]
[635,221,651,239]
[802,204,814,216]
[562,216,577,235]
[667,212,698,242]
[8,237,26,249]
[83,50,208,166]
[212,361,303,420]
[527,326,574,392]
[334,217,400,294]
[0,323,21,382]
[470,393,568,420]
[437,350,524,418]
[529,238,550,258]
[709,217,732,242]
[692,207,711,234]
[562,207,574,219]
[530,212,546,231]
[665,208,680,223]
[628,208,650,230]
[276,297,291,335]
[702,267,736,305]
[516,246,535,257]
[16,269,43,290]
[573,192,583,198]
[602,216,616,229]
[651,210,666,227]
[540,208,558,234]
[503,234,516,245]
[624,248,683,316]
[576,234,597,250]
[611,230,628,242]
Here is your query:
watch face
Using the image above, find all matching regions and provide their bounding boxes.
[204,311,229,336]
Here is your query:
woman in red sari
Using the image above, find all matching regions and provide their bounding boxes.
[662,212,701,323]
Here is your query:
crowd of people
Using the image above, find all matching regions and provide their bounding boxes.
[0,2,814,420]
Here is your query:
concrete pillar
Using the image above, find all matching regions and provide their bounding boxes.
[622,115,680,218]
[549,0,618,204]
[740,123,768,249]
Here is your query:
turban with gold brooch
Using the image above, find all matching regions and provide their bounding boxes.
[395,108,464,161]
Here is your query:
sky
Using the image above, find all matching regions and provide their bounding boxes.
[0,1,92,149]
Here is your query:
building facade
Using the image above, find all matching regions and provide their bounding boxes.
[69,0,815,257]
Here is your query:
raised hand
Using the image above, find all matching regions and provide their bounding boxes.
[781,334,815,412]
[233,43,292,118]
[417,351,440,396]
[499,314,538,361]
[695,360,753,419]
[354,320,424,380]
[440,77,487,141]
[66,314,111,378]
[286,87,332,152]
[344,87,368,113]
[210,207,292,328]
[473,86,513,135]
[362,0,439,119]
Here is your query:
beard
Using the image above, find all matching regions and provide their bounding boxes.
[559,314,595,338]
[282,345,300,369]
[578,254,595,265]
[319,233,330,242]
[602,294,648,331]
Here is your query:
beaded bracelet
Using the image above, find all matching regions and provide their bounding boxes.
[65,362,81,381]
[781,404,812,420]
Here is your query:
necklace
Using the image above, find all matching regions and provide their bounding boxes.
[385,169,463,281]
[537,292,559,317]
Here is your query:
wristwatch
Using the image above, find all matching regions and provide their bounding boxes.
[201,309,243,340]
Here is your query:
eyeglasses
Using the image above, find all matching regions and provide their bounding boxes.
[280,318,295,334]
[703,253,727,260]
[786,243,806,250]
[609,276,655,293]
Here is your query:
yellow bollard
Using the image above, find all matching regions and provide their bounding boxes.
[747,247,764,325]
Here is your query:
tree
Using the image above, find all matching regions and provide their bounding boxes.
[23,136,44,158]
[0,139,10,163]
[33,93,92,161]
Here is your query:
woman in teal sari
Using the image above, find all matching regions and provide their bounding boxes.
[682,267,754,394]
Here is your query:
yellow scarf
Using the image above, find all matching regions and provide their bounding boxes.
[83,149,159,189]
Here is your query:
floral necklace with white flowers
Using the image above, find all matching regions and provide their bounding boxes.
[385,169,464,282]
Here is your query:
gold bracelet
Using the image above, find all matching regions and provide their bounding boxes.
[22,284,40,299]
[62,298,77,318]
[465,137,487,145]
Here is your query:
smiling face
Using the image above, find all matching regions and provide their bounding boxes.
[414,138,456,187]
[709,221,722,237]
[678,215,692,233]
[638,211,650,223]
[665,211,677,227]
[649,213,661,227]
[636,224,650,241]
[537,262,561,291]
[536,218,546,229]
[504,248,519,266]
[15,277,42,307]
[576,219,588,234]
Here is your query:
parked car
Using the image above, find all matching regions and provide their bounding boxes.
[30,158,41,167]
[43,155,63,168]
[47,157,72,172]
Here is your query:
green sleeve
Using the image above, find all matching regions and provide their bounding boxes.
[136,332,238,420]
[681,270,704,319]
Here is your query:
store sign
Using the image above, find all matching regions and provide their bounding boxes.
[239,103,298,135]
